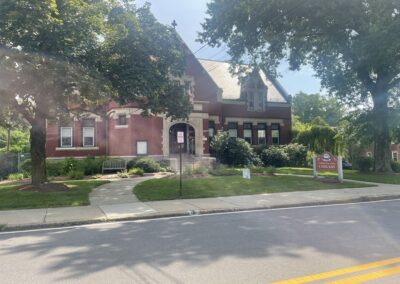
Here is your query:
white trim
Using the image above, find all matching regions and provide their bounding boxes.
[82,127,95,147]
[60,127,73,148]
[209,115,220,124]
[392,151,398,161]
[115,125,129,129]
[55,147,99,151]
[224,117,285,126]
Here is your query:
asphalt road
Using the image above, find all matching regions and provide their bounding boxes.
[1,200,400,283]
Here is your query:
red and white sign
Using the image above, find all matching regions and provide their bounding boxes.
[177,131,185,144]
[316,152,338,171]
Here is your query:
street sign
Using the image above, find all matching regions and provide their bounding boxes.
[177,131,184,144]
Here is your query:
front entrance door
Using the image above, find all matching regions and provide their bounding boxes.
[169,123,195,155]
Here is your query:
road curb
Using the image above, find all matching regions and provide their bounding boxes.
[2,194,400,232]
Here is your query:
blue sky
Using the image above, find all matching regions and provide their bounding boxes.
[137,0,323,96]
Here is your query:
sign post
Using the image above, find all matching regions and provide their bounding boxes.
[177,131,185,196]
[314,152,343,183]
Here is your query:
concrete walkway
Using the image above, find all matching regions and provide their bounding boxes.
[1,177,400,230]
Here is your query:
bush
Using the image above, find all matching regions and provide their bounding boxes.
[211,132,260,166]
[81,156,106,175]
[355,157,374,172]
[63,157,78,174]
[20,159,32,173]
[68,170,85,180]
[282,143,308,167]
[128,167,144,176]
[134,157,161,173]
[117,170,129,178]
[126,157,140,170]
[391,161,400,173]
[46,161,65,177]
[7,172,25,181]
[260,146,288,167]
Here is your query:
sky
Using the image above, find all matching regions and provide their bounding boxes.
[136,0,323,96]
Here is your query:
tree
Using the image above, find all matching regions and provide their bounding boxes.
[293,116,343,155]
[292,92,344,126]
[0,1,190,185]
[200,0,400,172]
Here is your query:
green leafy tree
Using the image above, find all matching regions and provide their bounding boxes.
[0,1,190,185]
[200,0,400,172]
[292,92,344,126]
[293,116,344,155]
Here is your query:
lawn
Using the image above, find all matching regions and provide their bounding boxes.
[276,167,400,184]
[133,175,373,201]
[0,180,109,210]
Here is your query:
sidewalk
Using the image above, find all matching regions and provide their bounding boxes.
[1,177,400,230]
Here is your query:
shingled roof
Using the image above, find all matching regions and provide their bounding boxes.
[198,59,290,103]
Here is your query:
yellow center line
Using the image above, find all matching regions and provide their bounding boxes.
[272,257,400,284]
[327,265,400,283]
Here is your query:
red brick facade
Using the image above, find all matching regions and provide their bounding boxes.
[46,54,292,159]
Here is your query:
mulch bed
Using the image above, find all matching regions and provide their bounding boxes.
[16,183,70,192]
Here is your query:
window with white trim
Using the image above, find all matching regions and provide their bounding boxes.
[82,119,95,147]
[228,122,238,138]
[257,123,267,144]
[137,141,148,155]
[244,123,252,144]
[60,127,73,148]
[83,127,94,147]
[392,151,398,162]
[271,123,280,145]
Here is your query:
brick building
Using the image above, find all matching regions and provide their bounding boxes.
[46,52,292,161]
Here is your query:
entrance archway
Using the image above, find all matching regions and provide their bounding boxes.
[169,123,195,155]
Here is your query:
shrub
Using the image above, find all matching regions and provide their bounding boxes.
[355,157,374,172]
[68,170,85,180]
[63,157,78,174]
[81,156,106,175]
[7,172,25,181]
[46,161,65,177]
[283,143,308,167]
[20,159,32,173]
[135,157,161,173]
[117,170,129,178]
[128,167,144,176]
[211,132,260,166]
[127,157,140,170]
[391,161,400,173]
[260,146,288,167]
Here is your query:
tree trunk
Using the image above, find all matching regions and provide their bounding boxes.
[30,116,47,185]
[371,91,392,173]
[6,127,11,152]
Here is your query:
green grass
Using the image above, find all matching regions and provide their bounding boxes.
[133,175,373,201]
[0,180,109,210]
[276,167,400,184]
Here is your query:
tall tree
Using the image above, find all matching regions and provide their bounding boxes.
[0,1,190,185]
[200,0,400,172]
[292,92,344,126]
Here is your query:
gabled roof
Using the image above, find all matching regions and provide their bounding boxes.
[198,59,290,103]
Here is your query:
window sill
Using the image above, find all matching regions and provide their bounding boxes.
[115,125,128,129]
[56,147,99,151]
